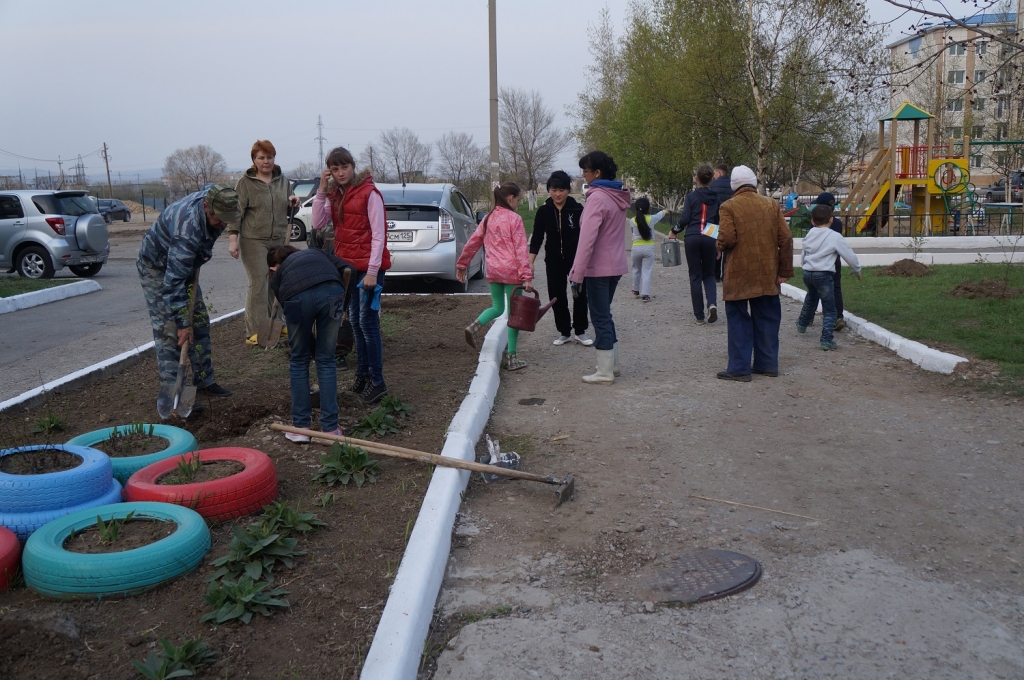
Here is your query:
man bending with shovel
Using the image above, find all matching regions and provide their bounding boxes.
[138,184,238,417]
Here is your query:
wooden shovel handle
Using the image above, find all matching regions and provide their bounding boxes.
[269,424,565,485]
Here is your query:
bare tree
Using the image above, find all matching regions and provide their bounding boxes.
[287,161,321,179]
[499,87,573,209]
[435,131,482,187]
[162,145,227,195]
[378,128,433,182]
[357,144,391,183]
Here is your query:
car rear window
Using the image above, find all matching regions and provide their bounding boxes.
[32,193,99,217]
[378,189,443,205]
[385,205,440,222]
[98,199,113,208]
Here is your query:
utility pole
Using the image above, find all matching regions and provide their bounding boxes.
[102,143,113,198]
[488,0,500,186]
[57,157,64,188]
[315,116,327,169]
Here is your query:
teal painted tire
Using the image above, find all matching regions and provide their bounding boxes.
[22,501,210,599]
[0,445,113,513]
[1,479,122,541]
[67,425,198,485]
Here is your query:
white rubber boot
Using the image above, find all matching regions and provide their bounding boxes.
[583,349,616,384]
[612,342,620,377]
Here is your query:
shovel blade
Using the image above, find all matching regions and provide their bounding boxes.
[156,383,175,419]
[177,385,197,418]
[266,318,284,349]
[256,317,274,348]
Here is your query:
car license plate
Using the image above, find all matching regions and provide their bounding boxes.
[78,255,101,263]
[387,231,413,242]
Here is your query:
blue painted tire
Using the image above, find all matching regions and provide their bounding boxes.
[0,445,113,513]
[66,425,198,485]
[22,501,210,599]
[1,479,122,541]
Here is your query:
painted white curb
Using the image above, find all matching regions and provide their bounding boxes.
[780,284,967,374]
[361,318,508,680]
[0,308,244,413]
[0,280,101,314]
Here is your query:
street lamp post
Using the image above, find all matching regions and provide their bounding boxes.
[489,0,500,186]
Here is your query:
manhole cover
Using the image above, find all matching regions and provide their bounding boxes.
[646,549,761,604]
[518,397,546,405]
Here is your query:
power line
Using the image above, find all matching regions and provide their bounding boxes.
[0,147,103,163]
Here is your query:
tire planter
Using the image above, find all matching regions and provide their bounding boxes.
[66,425,199,484]
[1,479,123,541]
[124,448,277,522]
[0,526,21,591]
[22,501,210,599]
[0,445,113,514]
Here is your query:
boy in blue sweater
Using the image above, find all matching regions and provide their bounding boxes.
[797,205,862,350]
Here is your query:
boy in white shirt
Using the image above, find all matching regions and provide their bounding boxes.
[797,204,862,350]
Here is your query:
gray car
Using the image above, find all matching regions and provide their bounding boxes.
[0,190,110,279]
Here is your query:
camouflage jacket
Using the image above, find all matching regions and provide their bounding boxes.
[138,189,225,328]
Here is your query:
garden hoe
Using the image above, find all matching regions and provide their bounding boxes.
[269,424,576,506]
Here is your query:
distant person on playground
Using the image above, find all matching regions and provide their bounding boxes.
[810,192,848,331]
[529,170,592,346]
[796,204,862,351]
[670,164,719,324]
[629,197,666,302]
[458,182,534,371]
[709,164,733,281]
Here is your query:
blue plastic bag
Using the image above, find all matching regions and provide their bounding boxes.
[357,281,383,311]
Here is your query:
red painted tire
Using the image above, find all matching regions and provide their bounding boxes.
[123,448,277,522]
[0,526,21,591]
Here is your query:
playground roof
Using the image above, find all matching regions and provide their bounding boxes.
[880,102,934,121]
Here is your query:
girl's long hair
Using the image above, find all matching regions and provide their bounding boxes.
[480,182,521,234]
[633,197,652,241]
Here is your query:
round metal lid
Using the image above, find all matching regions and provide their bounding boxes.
[646,549,762,604]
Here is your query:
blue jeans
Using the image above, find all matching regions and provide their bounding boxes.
[283,281,344,431]
[585,275,620,351]
[798,271,836,344]
[350,270,385,385]
[725,295,782,375]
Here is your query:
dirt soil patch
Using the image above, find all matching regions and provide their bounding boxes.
[93,432,168,458]
[0,449,80,475]
[0,295,481,679]
[877,257,933,277]
[158,460,244,485]
[64,520,175,555]
[945,277,1023,299]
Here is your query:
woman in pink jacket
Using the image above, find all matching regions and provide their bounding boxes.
[456,182,534,370]
[569,151,632,384]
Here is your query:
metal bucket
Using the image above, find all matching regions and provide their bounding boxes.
[661,240,682,267]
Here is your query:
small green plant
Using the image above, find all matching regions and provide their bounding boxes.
[174,452,203,482]
[350,410,402,438]
[313,491,336,507]
[312,442,380,487]
[31,414,65,435]
[106,422,158,454]
[208,524,305,583]
[258,501,327,535]
[379,396,412,419]
[905,233,926,262]
[95,510,135,545]
[132,637,215,679]
[200,576,290,625]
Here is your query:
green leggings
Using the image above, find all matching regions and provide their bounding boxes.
[477,283,521,354]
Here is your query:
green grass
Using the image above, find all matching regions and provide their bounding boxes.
[379,312,409,339]
[0,276,71,298]
[516,204,536,236]
[790,264,1024,379]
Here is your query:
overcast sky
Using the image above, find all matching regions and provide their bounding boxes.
[0,0,911,181]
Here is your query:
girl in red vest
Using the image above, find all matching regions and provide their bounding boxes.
[311,147,391,404]
[457,182,534,371]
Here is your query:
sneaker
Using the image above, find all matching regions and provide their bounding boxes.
[464,320,482,348]
[360,380,388,405]
[245,334,259,346]
[716,371,752,382]
[834,318,847,332]
[553,335,572,346]
[641,295,651,302]
[694,318,705,326]
[504,353,528,371]
[336,355,349,371]
[707,305,718,324]
[197,382,233,397]
[351,375,369,394]
[821,340,838,351]
[632,290,640,298]
[573,332,594,346]
[322,428,344,438]
[796,323,807,334]
[285,431,311,443]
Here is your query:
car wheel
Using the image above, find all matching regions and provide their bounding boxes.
[16,246,55,279]
[68,264,103,278]
[289,220,306,242]
[123,212,131,223]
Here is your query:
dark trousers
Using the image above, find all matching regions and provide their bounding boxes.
[547,266,589,336]
[833,256,844,320]
[797,271,836,344]
[585,275,620,351]
[725,295,782,375]
[683,234,718,320]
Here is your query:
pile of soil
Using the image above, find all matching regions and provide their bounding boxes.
[0,296,481,679]
[64,520,174,554]
[0,449,80,475]
[122,200,154,216]
[93,430,168,457]
[877,258,932,277]
[944,278,1023,299]
[157,460,244,485]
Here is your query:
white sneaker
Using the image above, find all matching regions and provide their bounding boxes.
[573,332,594,346]
[285,431,311,443]
[553,335,572,346]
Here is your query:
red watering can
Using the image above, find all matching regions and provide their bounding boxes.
[507,285,557,332]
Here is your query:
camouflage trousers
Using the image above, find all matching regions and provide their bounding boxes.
[137,259,214,388]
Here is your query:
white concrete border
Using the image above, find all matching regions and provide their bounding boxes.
[780,284,968,374]
[0,309,244,414]
[0,280,101,315]
[361,318,508,680]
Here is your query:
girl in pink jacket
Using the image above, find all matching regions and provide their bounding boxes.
[456,183,534,370]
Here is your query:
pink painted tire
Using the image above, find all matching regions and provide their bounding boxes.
[0,526,21,591]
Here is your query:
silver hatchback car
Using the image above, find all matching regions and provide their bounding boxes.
[0,190,110,279]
